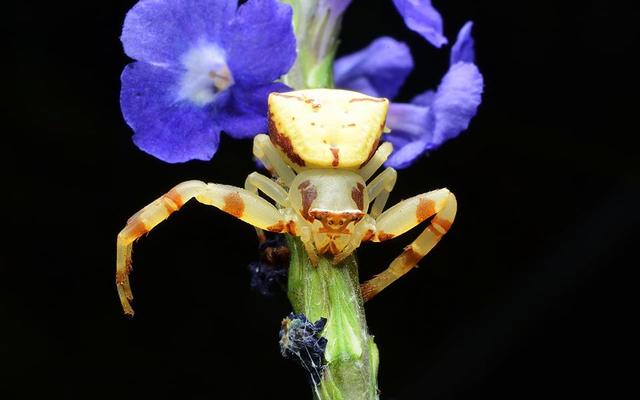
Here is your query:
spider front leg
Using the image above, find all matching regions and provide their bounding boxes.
[244,172,289,243]
[253,134,296,187]
[366,167,397,219]
[116,180,291,316]
[361,188,457,301]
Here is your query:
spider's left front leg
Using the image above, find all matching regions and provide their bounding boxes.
[116,180,293,316]
[361,188,457,301]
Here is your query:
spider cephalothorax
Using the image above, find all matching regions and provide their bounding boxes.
[116,88,457,316]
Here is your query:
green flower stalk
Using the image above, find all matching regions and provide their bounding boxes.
[280,2,379,398]
[281,0,345,89]
[285,236,379,399]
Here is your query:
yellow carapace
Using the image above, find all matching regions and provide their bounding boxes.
[116,89,457,316]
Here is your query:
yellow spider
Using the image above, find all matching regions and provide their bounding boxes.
[116,89,457,316]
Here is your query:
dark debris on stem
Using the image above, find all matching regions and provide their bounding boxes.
[279,313,328,385]
[247,235,290,296]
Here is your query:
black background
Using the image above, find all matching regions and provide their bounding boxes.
[4,0,638,399]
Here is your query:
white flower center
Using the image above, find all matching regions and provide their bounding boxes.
[178,44,234,107]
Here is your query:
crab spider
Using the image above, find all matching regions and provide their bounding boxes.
[116,89,457,316]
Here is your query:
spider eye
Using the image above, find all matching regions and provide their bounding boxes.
[328,220,334,225]
[339,220,344,225]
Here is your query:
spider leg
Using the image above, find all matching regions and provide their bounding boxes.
[253,134,296,187]
[358,142,393,182]
[244,172,290,243]
[361,188,457,301]
[366,167,397,219]
[116,180,291,316]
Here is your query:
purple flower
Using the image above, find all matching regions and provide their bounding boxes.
[392,0,448,48]
[451,21,475,64]
[334,21,483,169]
[120,0,296,163]
[334,36,413,99]
[386,62,483,168]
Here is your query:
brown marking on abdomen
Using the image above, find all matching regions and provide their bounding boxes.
[223,192,245,218]
[270,93,319,110]
[330,147,340,167]
[268,115,306,167]
[416,198,436,223]
[271,93,306,102]
[360,138,380,168]
[298,180,318,222]
[349,97,387,103]
[305,99,321,111]
[351,183,365,211]
[377,231,395,241]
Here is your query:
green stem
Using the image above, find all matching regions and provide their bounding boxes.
[286,236,379,400]
[279,2,379,398]
[281,0,340,89]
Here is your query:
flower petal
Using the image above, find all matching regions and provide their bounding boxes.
[121,0,236,66]
[386,103,432,142]
[216,82,291,139]
[451,21,476,65]
[431,62,483,145]
[411,90,435,107]
[224,0,296,86]
[384,103,432,168]
[334,37,413,98]
[385,139,431,169]
[120,62,220,163]
[392,0,448,48]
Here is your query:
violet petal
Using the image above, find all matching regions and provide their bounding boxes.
[431,62,484,145]
[334,36,413,98]
[451,21,476,65]
[217,82,291,139]
[121,0,236,66]
[392,0,448,48]
[223,0,296,86]
[120,62,220,163]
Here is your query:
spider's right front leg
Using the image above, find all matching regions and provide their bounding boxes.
[361,188,457,301]
[116,180,291,316]
[253,134,296,187]
[244,172,289,243]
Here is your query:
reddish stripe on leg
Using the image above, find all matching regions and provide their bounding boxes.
[128,220,149,238]
[416,198,436,223]
[166,188,185,207]
[223,192,245,218]
[432,216,452,233]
